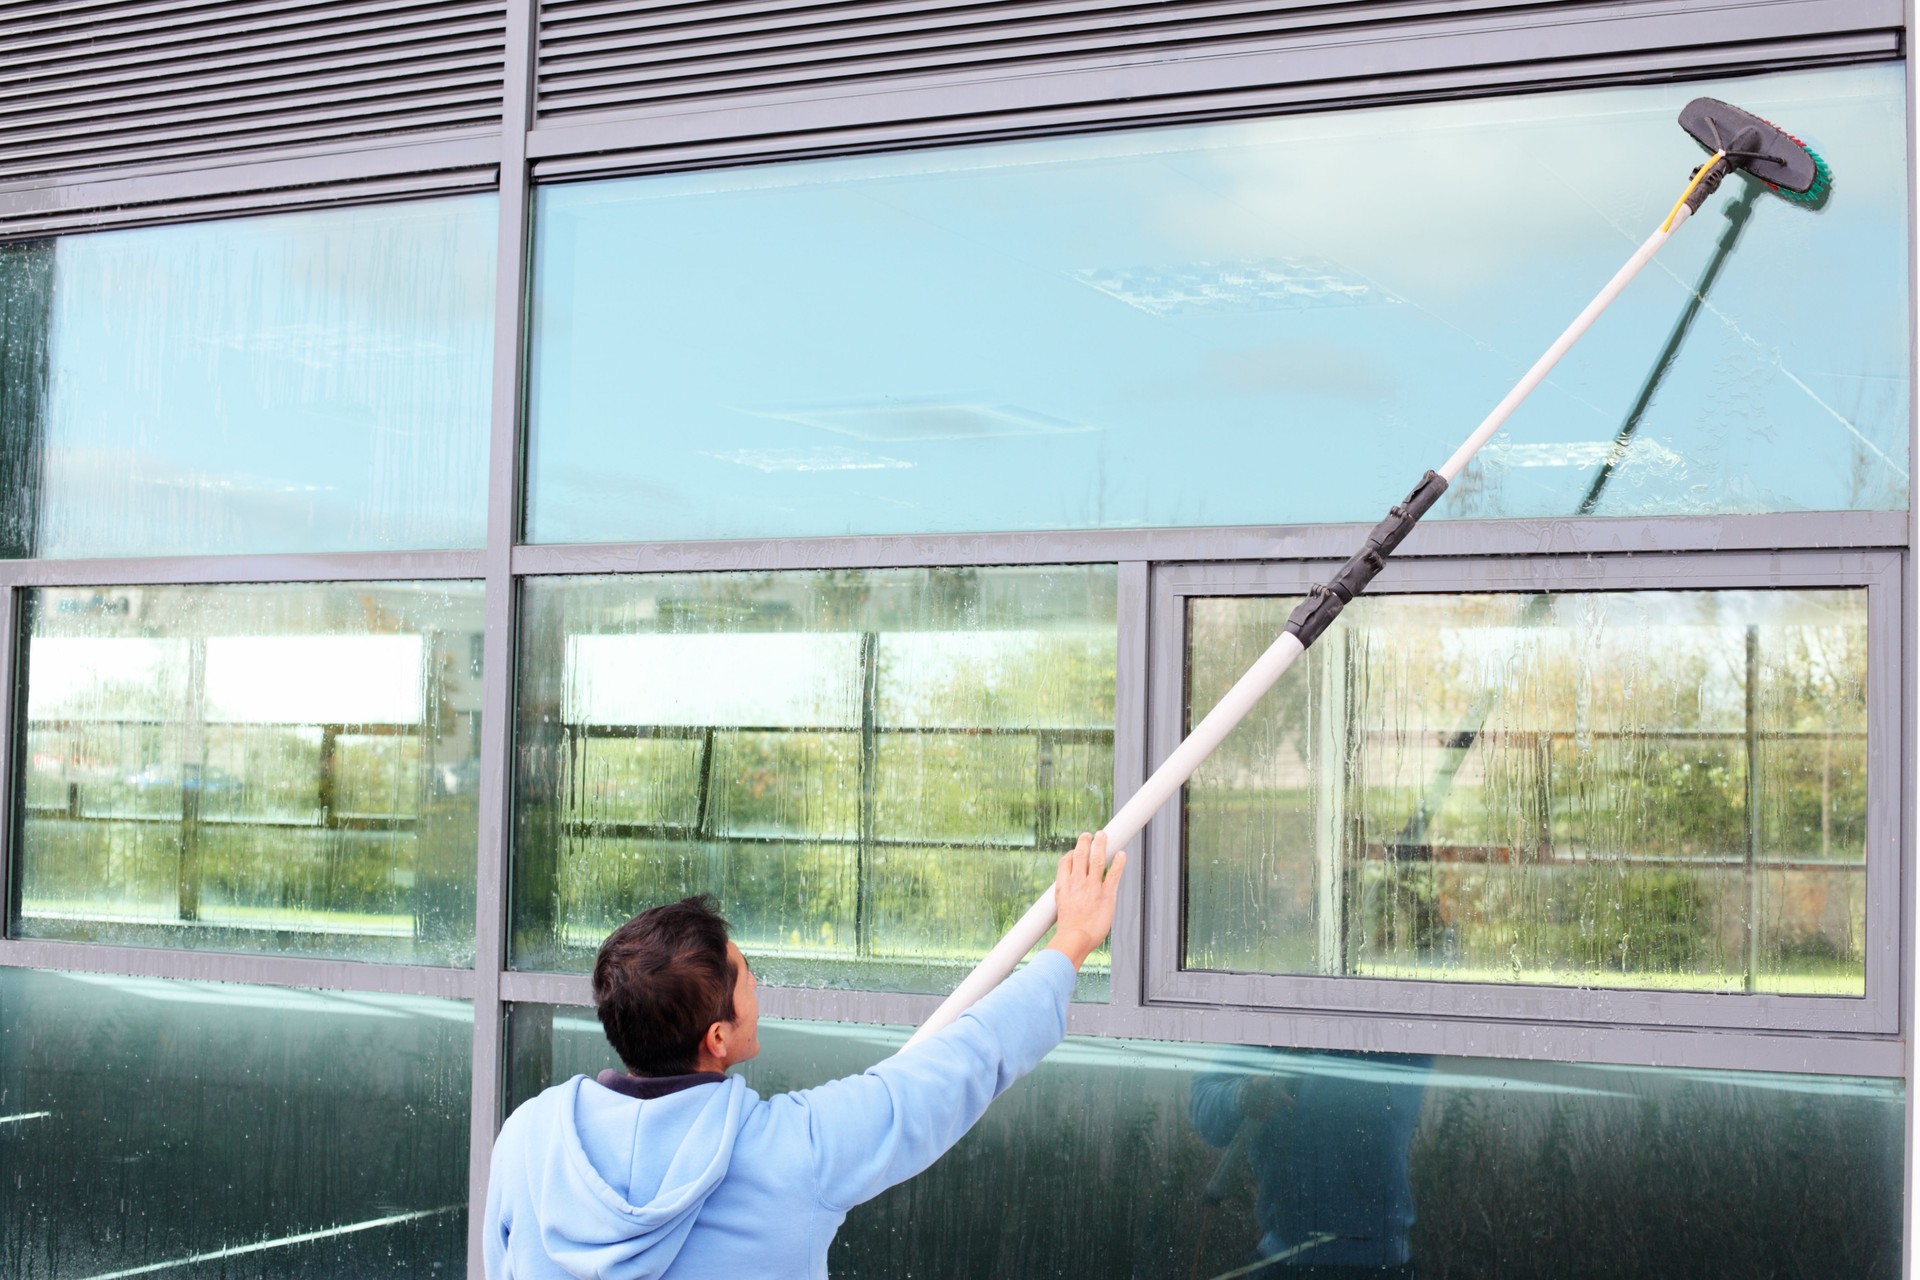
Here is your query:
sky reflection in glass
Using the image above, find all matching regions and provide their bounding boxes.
[0,196,496,558]
[527,67,1907,544]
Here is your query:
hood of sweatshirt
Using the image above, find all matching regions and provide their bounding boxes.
[521,1072,751,1280]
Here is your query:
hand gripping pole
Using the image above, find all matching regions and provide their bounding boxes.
[900,202,1699,1051]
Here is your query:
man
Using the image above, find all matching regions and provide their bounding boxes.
[484,831,1126,1279]
[1190,1047,1431,1280]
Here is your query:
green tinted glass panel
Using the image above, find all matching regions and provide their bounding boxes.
[513,567,1115,995]
[1185,589,1868,995]
[1,969,469,1278]
[505,1008,1902,1279]
[15,581,484,965]
[526,67,1907,544]
[0,196,495,559]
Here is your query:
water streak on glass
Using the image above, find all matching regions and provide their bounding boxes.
[513,567,1116,995]
[1184,589,1868,995]
[0,969,469,1278]
[14,582,484,966]
[526,67,1907,544]
[505,1006,1902,1279]
[0,196,496,559]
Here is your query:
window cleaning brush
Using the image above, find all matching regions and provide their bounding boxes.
[902,97,1833,1051]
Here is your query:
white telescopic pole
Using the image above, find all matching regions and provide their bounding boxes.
[902,205,1694,1051]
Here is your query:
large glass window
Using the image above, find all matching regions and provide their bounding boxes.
[1172,572,1885,1012]
[13,581,485,965]
[504,1005,1902,1279]
[513,567,1116,994]
[0,196,496,560]
[526,66,1906,544]
[0,968,470,1278]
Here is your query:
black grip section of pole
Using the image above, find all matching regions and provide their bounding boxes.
[1683,154,1734,214]
[1285,470,1449,650]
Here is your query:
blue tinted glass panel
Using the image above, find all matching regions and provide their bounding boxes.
[0,196,495,559]
[505,1009,1902,1278]
[527,67,1908,544]
[0,969,469,1277]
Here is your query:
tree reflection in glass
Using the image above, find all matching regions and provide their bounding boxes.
[512,566,1116,995]
[14,581,484,965]
[1184,589,1868,995]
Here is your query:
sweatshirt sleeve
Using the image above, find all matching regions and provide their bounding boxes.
[791,948,1077,1212]
[1189,1070,1247,1148]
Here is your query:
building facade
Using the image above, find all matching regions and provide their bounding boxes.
[0,1,1913,1276]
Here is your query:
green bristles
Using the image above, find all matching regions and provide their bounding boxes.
[1770,143,1832,206]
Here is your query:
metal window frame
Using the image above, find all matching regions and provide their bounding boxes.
[1144,549,1904,1037]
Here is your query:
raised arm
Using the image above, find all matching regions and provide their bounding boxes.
[792,834,1125,1211]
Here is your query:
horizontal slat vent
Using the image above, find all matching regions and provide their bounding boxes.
[0,0,507,182]
[531,0,1707,122]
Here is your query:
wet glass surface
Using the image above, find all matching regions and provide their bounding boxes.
[0,969,469,1279]
[526,67,1907,544]
[505,1007,1903,1279]
[1185,589,1869,995]
[14,582,485,966]
[0,196,495,559]
[512,567,1115,995]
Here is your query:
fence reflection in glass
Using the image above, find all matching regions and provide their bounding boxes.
[513,567,1116,994]
[1185,588,1868,995]
[13,581,485,965]
[505,1004,1901,1280]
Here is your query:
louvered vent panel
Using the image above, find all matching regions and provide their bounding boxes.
[534,0,1557,122]
[1,0,507,182]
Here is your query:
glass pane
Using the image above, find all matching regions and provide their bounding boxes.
[505,1008,1901,1279]
[0,196,495,559]
[1,969,469,1278]
[527,66,1907,545]
[1184,589,1869,996]
[14,581,484,966]
[513,567,1115,995]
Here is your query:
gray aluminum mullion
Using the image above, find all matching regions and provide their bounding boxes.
[0,128,502,226]
[0,587,16,933]
[1142,561,1189,1018]
[0,937,476,997]
[0,170,501,239]
[508,510,1910,577]
[1902,40,1918,1280]
[0,549,486,588]
[469,0,536,1272]
[498,968,587,1006]
[1863,553,1905,1036]
[494,966,1906,1078]
[1103,560,1148,1013]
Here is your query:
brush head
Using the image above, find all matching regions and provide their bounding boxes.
[1679,98,1832,204]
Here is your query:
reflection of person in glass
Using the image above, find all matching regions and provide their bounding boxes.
[1190,1049,1430,1280]
[485,833,1125,1279]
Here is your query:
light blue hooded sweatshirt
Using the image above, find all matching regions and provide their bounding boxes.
[483,949,1076,1279]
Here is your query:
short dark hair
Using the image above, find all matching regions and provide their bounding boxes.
[593,895,739,1075]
